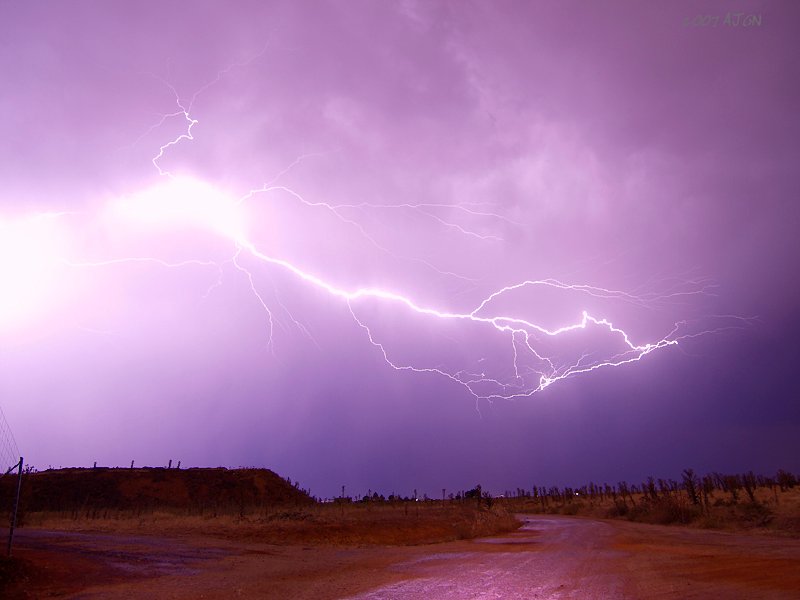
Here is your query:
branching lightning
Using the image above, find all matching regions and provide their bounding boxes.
[1,53,751,407]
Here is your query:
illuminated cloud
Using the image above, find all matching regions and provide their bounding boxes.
[0,214,71,331]
[0,1,796,497]
[107,177,245,241]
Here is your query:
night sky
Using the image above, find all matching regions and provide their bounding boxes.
[1,1,798,498]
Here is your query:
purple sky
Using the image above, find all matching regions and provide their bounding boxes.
[1,1,798,498]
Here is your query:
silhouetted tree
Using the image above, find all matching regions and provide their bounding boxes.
[723,475,741,503]
[645,477,658,501]
[777,469,797,491]
[701,474,715,513]
[618,482,630,508]
[742,471,758,503]
[465,485,482,503]
[682,469,700,505]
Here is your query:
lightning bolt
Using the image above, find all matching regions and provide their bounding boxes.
[2,53,750,409]
[237,184,481,284]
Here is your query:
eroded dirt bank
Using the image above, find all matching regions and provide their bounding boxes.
[6,516,800,599]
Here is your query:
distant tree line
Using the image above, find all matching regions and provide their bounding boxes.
[505,468,798,526]
[517,469,797,507]
[315,469,798,524]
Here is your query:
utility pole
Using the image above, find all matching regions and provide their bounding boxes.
[7,456,23,556]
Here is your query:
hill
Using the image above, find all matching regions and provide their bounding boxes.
[0,467,520,551]
[0,467,314,515]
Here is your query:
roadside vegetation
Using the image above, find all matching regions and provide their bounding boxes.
[3,466,797,548]
[493,469,800,536]
[0,467,518,546]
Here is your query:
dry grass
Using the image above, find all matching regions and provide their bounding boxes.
[502,486,800,536]
[3,467,520,546]
[22,501,521,546]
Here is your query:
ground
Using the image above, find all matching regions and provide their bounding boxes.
[4,515,800,599]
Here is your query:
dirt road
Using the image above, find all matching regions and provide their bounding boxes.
[9,516,800,598]
[347,516,800,599]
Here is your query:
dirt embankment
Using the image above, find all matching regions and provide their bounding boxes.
[0,467,314,517]
[1,467,519,547]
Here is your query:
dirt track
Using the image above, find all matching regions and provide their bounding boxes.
[9,515,800,598]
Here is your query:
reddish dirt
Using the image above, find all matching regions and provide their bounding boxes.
[5,515,800,599]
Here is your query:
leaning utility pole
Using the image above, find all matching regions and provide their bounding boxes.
[7,456,23,556]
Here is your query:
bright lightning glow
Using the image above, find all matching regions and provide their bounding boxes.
[96,171,685,402]
[106,60,741,404]
[90,162,688,403]
[0,214,69,330]
[108,176,246,240]
[1,55,745,410]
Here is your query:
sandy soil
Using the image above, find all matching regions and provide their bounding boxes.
[7,515,800,599]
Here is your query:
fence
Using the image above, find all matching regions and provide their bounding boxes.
[0,405,22,556]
